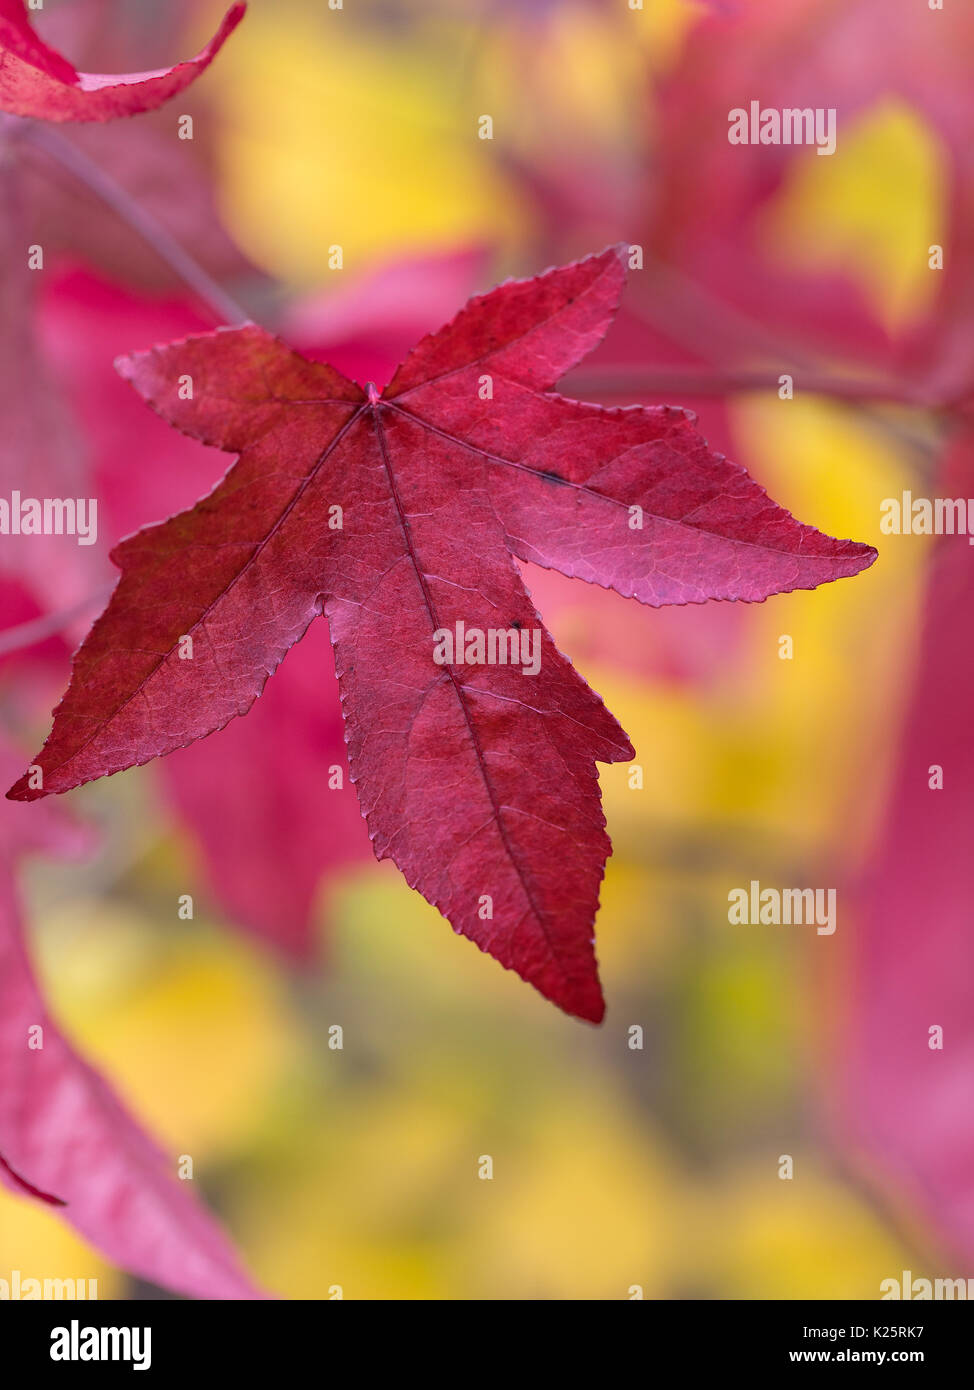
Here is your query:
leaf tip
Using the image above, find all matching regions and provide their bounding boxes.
[5,771,42,802]
[576,994,606,1025]
[847,540,879,576]
[559,976,606,1024]
[218,2,248,43]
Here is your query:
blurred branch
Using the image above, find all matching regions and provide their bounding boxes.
[826,1147,948,1275]
[623,257,947,463]
[569,364,940,408]
[18,123,251,328]
[0,587,112,656]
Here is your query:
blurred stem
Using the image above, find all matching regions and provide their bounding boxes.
[0,127,41,412]
[627,257,944,462]
[18,122,250,327]
[828,1149,946,1275]
[568,364,939,408]
[0,587,112,656]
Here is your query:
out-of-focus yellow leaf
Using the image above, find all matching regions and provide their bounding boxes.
[235,1061,686,1298]
[32,901,301,1161]
[208,1,525,284]
[762,99,946,332]
[699,1164,914,1299]
[329,860,557,1025]
[463,1097,684,1298]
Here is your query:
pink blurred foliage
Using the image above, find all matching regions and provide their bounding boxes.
[838,430,974,1268]
[647,0,974,393]
[285,246,488,389]
[0,0,266,1297]
[654,1,974,1263]
[0,739,264,1298]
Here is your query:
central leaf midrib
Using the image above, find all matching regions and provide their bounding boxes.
[368,399,576,980]
[387,398,856,563]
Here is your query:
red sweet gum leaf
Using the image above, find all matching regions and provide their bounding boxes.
[0,0,244,122]
[8,248,877,1020]
[28,263,478,960]
[0,744,262,1296]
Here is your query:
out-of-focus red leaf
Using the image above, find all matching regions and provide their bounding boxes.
[8,0,259,290]
[39,270,222,538]
[285,247,488,392]
[0,0,244,123]
[647,0,974,387]
[838,431,974,1262]
[0,743,263,1297]
[0,175,107,624]
[9,248,876,1020]
[163,621,366,959]
[0,578,72,671]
